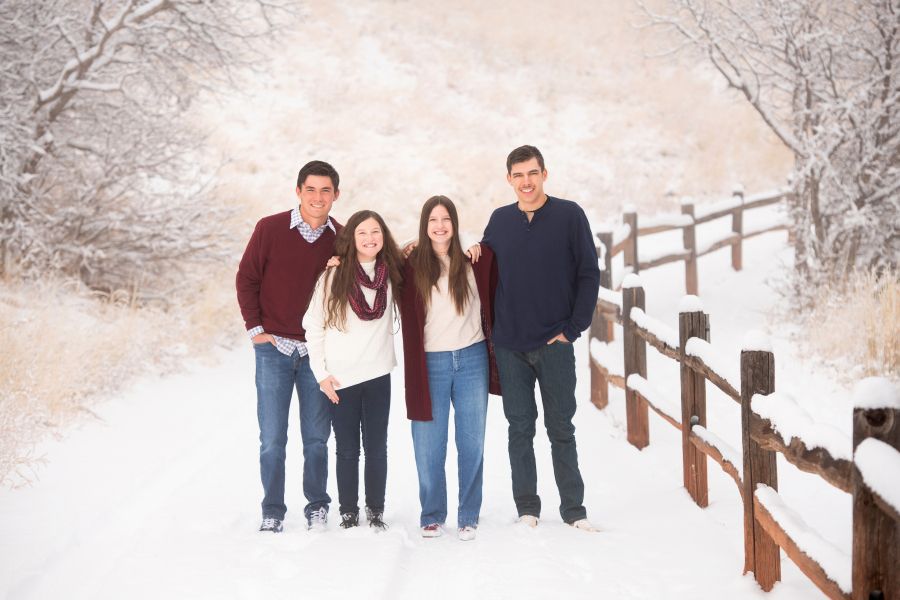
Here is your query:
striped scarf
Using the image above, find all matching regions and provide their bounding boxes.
[349,259,388,321]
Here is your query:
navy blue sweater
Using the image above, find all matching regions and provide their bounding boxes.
[483,196,600,352]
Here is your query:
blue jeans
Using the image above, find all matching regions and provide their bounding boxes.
[411,341,488,528]
[494,342,587,523]
[330,374,391,515]
[254,343,331,520]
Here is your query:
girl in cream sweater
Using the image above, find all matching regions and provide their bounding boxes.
[302,210,403,531]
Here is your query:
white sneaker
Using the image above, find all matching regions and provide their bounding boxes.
[569,518,599,532]
[457,526,477,541]
[516,515,539,528]
[421,523,443,538]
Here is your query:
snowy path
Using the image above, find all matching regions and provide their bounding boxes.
[0,231,848,599]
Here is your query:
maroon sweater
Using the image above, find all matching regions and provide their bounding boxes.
[236,210,341,340]
[399,246,501,421]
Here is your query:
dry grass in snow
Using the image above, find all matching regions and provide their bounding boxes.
[803,270,900,380]
[0,274,240,488]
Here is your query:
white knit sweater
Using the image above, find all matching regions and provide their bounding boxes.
[302,261,397,389]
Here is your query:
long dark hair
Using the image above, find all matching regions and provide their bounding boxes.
[409,196,471,315]
[325,210,403,330]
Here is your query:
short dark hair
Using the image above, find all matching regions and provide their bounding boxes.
[297,160,340,190]
[506,145,545,173]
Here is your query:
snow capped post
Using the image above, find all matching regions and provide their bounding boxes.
[622,274,648,449]
[622,209,639,275]
[678,294,709,507]
[731,184,744,271]
[680,197,698,295]
[851,378,899,600]
[739,331,780,591]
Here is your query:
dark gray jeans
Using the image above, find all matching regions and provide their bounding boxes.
[494,342,587,523]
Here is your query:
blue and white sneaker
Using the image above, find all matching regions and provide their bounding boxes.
[259,517,283,533]
[306,506,328,531]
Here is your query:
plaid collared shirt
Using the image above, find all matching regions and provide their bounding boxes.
[248,208,336,357]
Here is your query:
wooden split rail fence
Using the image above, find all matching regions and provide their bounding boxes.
[586,190,898,599]
[595,186,791,299]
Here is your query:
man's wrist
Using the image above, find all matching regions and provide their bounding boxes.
[248,326,265,339]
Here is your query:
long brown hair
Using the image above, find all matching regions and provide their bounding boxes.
[409,196,471,315]
[324,210,403,330]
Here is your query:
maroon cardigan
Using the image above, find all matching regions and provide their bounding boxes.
[399,246,501,421]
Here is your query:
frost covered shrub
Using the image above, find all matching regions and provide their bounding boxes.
[643,0,900,297]
[0,0,285,296]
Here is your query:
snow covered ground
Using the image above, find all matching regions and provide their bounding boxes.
[0,224,855,599]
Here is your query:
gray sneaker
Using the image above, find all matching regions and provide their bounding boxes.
[306,506,328,531]
[259,517,283,533]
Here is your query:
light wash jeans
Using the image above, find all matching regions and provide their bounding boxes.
[411,341,488,528]
[254,342,331,520]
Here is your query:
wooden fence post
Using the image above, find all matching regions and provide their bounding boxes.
[590,232,614,410]
[589,352,608,411]
[740,349,781,591]
[680,200,698,295]
[852,402,899,600]
[731,184,744,271]
[596,231,614,343]
[623,277,648,449]
[623,211,639,274]
[679,305,709,507]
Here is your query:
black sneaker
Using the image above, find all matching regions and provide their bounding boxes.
[365,507,388,531]
[340,512,359,529]
[260,517,283,533]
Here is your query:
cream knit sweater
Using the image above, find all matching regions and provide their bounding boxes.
[302,261,397,389]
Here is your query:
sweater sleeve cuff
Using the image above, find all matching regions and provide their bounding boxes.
[563,325,581,343]
[309,362,330,385]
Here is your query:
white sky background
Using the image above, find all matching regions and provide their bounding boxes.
[197,0,791,238]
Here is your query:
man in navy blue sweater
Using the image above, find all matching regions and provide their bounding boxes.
[482,145,600,531]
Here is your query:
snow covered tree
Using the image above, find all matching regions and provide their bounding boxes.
[641,0,900,292]
[0,0,286,297]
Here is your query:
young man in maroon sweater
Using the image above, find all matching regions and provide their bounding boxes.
[236,160,342,533]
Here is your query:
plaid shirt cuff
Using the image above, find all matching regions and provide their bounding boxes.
[248,326,265,339]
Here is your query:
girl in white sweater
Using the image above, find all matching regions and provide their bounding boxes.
[302,210,403,530]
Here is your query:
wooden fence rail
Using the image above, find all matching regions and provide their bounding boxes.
[588,276,899,599]
[595,186,791,297]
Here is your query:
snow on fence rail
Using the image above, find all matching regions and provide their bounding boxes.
[587,277,899,600]
[594,186,791,296]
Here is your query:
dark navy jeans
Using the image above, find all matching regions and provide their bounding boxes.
[330,374,391,515]
[494,341,587,523]
[254,343,331,521]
